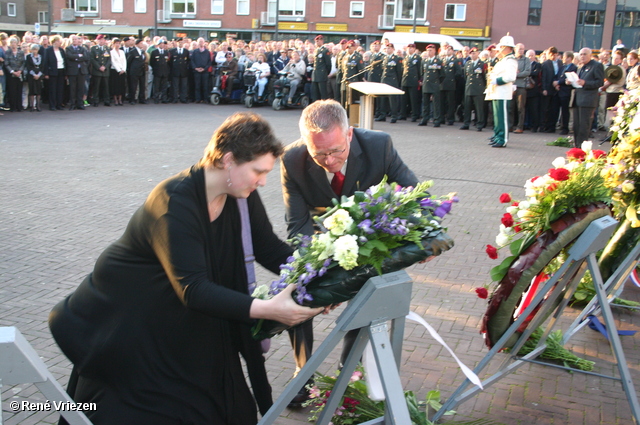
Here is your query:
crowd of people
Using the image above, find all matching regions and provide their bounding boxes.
[1,30,638,144]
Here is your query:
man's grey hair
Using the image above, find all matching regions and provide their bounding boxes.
[299,99,349,143]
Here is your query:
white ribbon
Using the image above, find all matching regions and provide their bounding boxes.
[363,311,483,401]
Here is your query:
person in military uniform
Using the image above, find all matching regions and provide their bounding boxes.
[378,43,403,123]
[460,47,486,131]
[486,35,518,148]
[169,37,190,103]
[334,39,348,105]
[419,44,444,127]
[401,43,421,121]
[311,34,332,102]
[367,40,385,118]
[341,40,364,106]
[440,45,460,125]
[126,39,147,105]
[150,39,170,104]
[89,34,111,107]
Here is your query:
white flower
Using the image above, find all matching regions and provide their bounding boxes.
[585,162,595,169]
[525,188,537,198]
[313,232,335,261]
[552,157,566,168]
[323,209,354,236]
[499,224,514,236]
[519,200,530,210]
[528,197,539,205]
[251,285,271,300]
[496,233,510,247]
[334,235,359,270]
[506,206,519,215]
[517,209,532,219]
[565,161,579,171]
[581,141,593,151]
[341,197,355,208]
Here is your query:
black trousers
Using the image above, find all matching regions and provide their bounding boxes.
[422,91,442,124]
[542,93,559,131]
[463,94,485,128]
[312,81,328,102]
[401,86,420,120]
[153,74,169,102]
[6,75,23,111]
[380,94,401,119]
[172,76,188,102]
[90,75,110,104]
[441,89,456,123]
[68,74,85,108]
[558,94,571,132]
[193,71,209,102]
[48,73,65,109]
[525,95,540,131]
[128,72,145,102]
[572,106,595,147]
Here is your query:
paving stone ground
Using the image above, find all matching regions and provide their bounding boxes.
[1,104,638,425]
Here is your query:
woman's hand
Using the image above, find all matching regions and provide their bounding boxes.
[250,284,323,327]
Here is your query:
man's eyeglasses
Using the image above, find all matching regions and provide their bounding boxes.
[311,147,347,160]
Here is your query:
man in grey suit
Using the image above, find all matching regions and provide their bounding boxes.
[280,99,417,406]
[571,48,604,147]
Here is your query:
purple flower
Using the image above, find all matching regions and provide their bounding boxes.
[420,198,436,208]
[295,286,313,304]
[358,219,375,234]
[286,256,296,263]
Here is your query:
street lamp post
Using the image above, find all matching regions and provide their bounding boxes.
[412,0,417,33]
[274,0,279,40]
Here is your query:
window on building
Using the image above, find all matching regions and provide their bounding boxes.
[615,11,640,27]
[211,0,223,14]
[577,10,605,25]
[135,0,146,13]
[396,0,425,21]
[444,3,466,21]
[279,0,305,16]
[8,3,16,16]
[112,0,123,12]
[38,10,49,22]
[321,0,336,17]
[350,1,364,17]
[237,0,249,15]
[528,8,541,25]
[171,0,196,14]
[73,0,98,13]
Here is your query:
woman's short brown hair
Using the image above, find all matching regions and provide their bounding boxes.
[200,113,283,168]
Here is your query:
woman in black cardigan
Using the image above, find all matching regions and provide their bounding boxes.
[49,113,322,425]
[43,35,66,111]
[4,36,25,112]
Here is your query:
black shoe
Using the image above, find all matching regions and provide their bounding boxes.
[559,130,569,135]
[390,118,397,123]
[447,121,454,126]
[433,123,440,127]
[50,107,56,111]
[104,102,111,107]
[459,126,469,130]
[77,105,85,110]
[56,106,64,110]
[69,105,76,111]
[491,142,505,148]
[375,116,385,122]
[92,103,99,107]
[411,117,417,122]
[477,127,482,132]
[129,101,136,105]
[531,128,538,133]
[139,100,147,105]
[544,129,555,133]
[287,383,311,409]
[398,116,407,121]
[418,120,427,126]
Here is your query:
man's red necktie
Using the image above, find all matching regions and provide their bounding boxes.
[331,171,345,196]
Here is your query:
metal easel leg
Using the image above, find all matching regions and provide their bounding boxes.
[587,253,640,424]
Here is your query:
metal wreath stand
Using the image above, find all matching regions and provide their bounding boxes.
[259,270,415,425]
[432,216,640,424]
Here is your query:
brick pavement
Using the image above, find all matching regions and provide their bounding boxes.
[1,104,638,425]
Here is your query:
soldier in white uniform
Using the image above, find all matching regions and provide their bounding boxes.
[485,34,518,148]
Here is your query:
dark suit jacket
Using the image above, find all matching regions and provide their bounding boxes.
[43,46,66,77]
[574,59,604,108]
[150,48,170,77]
[557,63,578,99]
[127,48,147,78]
[541,58,562,94]
[169,48,190,77]
[281,128,418,238]
[64,45,89,76]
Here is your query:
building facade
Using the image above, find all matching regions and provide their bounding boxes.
[492,0,640,52]
[44,0,493,47]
